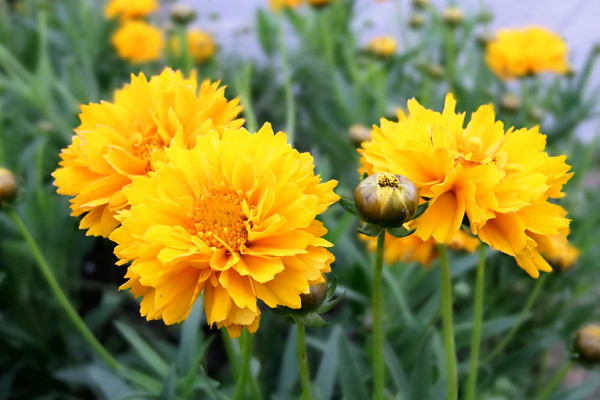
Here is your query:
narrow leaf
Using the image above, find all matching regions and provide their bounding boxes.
[358,223,384,237]
[386,226,416,238]
[338,198,358,215]
[114,321,169,377]
[338,333,369,400]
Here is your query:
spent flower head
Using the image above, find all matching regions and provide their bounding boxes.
[0,168,17,205]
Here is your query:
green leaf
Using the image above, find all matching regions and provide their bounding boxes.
[316,297,341,314]
[337,333,369,400]
[114,321,170,377]
[314,326,342,400]
[411,202,429,220]
[276,326,299,398]
[159,365,176,400]
[177,297,204,375]
[384,340,409,398]
[386,226,416,238]
[409,333,433,400]
[362,171,369,180]
[255,9,276,55]
[358,223,383,237]
[338,198,358,215]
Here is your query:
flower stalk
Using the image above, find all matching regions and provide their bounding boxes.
[535,361,573,400]
[297,323,313,400]
[465,243,486,400]
[8,209,122,372]
[439,243,458,400]
[231,329,254,400]
[372,231,386,400]
[277,14,296,145]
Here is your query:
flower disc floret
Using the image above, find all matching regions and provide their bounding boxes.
[359,94,573,277]
[110,124,339,337]
[52,68,243,237]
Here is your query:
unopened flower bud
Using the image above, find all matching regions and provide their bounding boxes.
[354,172,419,228]
[477,9,494,24]
[476,32,494,48]
[170,3,196,25]
[500,93,521,113]
[349,124,371,145]
[575,325,600,363]
[443,7,463,27]
[0,168,17,204]
[409,14,425,29]
[411,0,430,10]
[528,107,545,122]
[427,63,445,80]
[299,277,328,313]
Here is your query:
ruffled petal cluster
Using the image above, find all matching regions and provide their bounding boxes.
[486,26,569,80]
[110,21,164,64]
[110,124,339,337]
[360,94,573,277]
[53,68,243,237]
[104,0,159,20]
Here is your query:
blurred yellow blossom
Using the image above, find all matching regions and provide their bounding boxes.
[52,68,243,237]
[104,0,159,21]
[172,30,216,63]
[111,20,164,64]
[110,124,339,337]
[543,228,579,270]
[486,26,569,80]
[367,36,397,57]
[270,0,303,12]
[360,94,573,278]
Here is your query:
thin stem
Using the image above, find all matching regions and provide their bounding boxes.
[176,24,194,76]
[535,361,573,400]
[372,232,386,400]
[483,274,548,364]
[277,14,295,145]
[297,324,312,400]
[231,329,252,400]
[221,329,240,380]
[8,209,121,371]
[438,244,458,400]
[465,244,486,400]
[240,63,258,133]
[444,26,457,94]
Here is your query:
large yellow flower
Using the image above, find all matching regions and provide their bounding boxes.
[111,20,164,64]
[360,94,573,277]
[109,124,339,337]
[486,26,569,80]
[364,229,479,267]
[105,0,159,21]
[53,68,243,237]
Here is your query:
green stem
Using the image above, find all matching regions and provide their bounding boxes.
[231,329,253,400]
[372,232,386,400]
[277,15,295,145]
[8,209,121,371]
[535,361,573,400]
[483,274,547,364]
[444,27,457,94]
[297,323,312,400]
[438,244,457,400]
[465,244,486,400]
[176,24,194,76]
[221,329,240,380]
[241,63,258,133]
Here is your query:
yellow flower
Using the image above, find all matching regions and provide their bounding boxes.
[53,68,243,237]
[364,229,479,267]
[542,228,579,270]
[109,124,339,337]
[104,0,159,21]
[171,30,216,64]
[111,21,164,64]
[359,94,573,278]
[270,0,303,12]
[367,36,397,57]
[486,26,569,80]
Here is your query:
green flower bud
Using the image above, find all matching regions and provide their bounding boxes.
[477,9,494,24]
[443,7,463,27]
[299,277,328,313]
[575,325,600,363]
[354,172,419,228]
[427,63,445,80]
[0,168,17,204]
[170,3,196,25]
[409,14,425,30]
[348,124,371,145]
[500,93,521,113]
[411,0,430,10]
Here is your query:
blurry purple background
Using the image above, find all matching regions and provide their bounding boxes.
[187,0,600,140]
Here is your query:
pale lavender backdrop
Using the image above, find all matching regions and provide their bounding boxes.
[186,0,600,140]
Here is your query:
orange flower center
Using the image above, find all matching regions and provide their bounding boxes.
[188,186,249,252]
[134,131,166,171]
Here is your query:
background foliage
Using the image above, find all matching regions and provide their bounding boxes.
[1,0,599,399]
